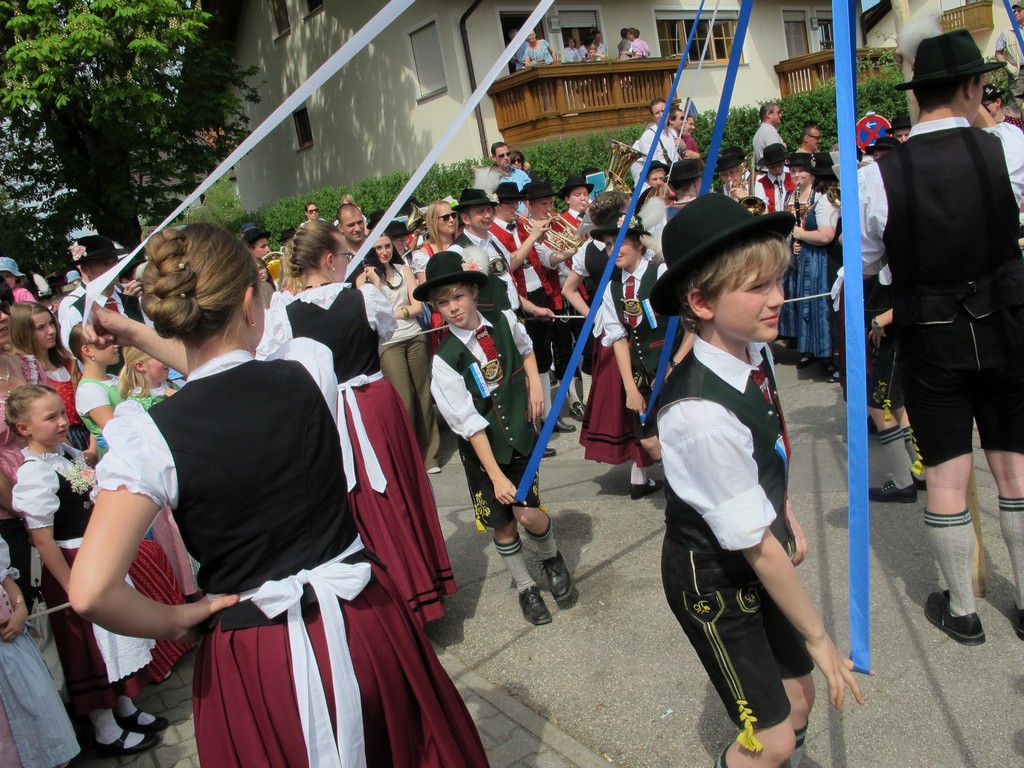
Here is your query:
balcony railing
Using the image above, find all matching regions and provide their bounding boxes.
[487,58,682,146]
[774,48,888,98]
[939,1,994,33]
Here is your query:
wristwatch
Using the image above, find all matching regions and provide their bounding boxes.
[870,317,881,329]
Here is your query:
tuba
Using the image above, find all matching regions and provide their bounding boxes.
[737,152,767,216]
[827,185,840,210]
[607,140,643,192]
[263,251,283,282]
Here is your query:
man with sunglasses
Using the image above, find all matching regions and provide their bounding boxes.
[490,142,531,191]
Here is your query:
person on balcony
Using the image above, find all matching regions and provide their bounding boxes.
[563,38,583,63]
[588,28,608,58]
[627,28,651,59]
[508,28,527,72]
[753,102,786,167]
[523,30,555,67]
[617,28,632,59]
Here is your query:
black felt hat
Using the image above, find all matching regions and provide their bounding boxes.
[69,234,128,266]
[759,143,788,167]
[650,195,794,315]
[523,181,557,201]
[368,210,409,238]
[241,224,271,247]
[982,82,1004,103]
[715,146,745,173]
[808,152,839,177]
[557,175,595,197]
[866,136,899,155]
[495,182,524,202]
[890,114,912,131]
[453,188,497,212]
[668,158,703,187]
[788,152,812,168]
[412,250,489,302]
[645,161,670,178]
[590,211,651,241]
[896,29,1004,91]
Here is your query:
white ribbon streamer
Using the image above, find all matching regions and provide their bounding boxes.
[336,372,387,493]
[345,0,558,282]
[248,536,372,768]
[82,0,417,325]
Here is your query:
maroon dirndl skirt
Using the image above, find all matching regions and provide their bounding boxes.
[128,539,193,680]
[193,564,488,767]
[42,547,153,716]
[578,339,653,467]
[345,378,455,625]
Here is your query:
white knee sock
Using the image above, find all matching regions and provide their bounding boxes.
[539,372,552,420]
[924,509,976,616]
[630,463,647,485]
[999,497,1024,608]
[90,708,146,747]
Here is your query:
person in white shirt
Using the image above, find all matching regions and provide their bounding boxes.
[752,102,785,167]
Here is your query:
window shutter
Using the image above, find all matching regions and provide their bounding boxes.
[410,22,447,98]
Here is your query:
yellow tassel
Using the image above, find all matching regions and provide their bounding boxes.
[882,399,893,422]
[735,700,762,753]
[473,492,488,532]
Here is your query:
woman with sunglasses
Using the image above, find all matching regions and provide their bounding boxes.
[411,200,459,352]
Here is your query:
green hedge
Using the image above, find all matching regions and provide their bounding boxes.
[183,59,906,248]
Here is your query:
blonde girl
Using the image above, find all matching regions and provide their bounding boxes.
[68,324,121,458]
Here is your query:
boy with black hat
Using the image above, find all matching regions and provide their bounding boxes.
[651,195,863,768]
[716,147,746,201]
[862,28,1024,645]
[418,251,576,626]
[753,143,794,213]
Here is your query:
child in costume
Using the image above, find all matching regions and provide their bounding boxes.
[421,251,576,626]
[649,196,864,768]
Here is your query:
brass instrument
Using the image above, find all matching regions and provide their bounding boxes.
[737,151,767,216]
[263,251,282,282]
[522,215,587,253]
[827,185,840,210]
[607,140,643,192]
[406,204,428,236]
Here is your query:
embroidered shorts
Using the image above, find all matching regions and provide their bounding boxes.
[868,334,904,412]
[661,537,813,734]
[896,310,1024,465]
[459,447,542,529]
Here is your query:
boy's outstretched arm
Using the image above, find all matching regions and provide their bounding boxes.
[743,531,866,712]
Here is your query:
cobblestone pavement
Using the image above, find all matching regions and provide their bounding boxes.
[73,645,611,768]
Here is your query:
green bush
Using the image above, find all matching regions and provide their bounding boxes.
[182,63,911,246]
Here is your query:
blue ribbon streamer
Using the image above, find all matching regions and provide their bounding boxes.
[640,0,755,425]
[834,0,871,675]
[513,1,710,502]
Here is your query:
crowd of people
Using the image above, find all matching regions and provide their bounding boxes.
[1,24,1022,768]
[508,25,652,70]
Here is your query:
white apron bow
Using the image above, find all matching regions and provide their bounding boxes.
[337,372,387,493]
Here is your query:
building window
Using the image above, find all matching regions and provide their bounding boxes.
[293,107,313,150]
[409,21,447,100]
[306,0,323,13]
[270,0,290,36]
[783,11,809,58]
[815,13,834,51]
[655,13,743,64]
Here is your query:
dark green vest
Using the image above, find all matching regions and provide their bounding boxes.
[657,347,792,567]
[436,311,534,464]
[609,266,667,389]
[454,233,512,312]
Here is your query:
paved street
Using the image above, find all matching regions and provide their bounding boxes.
[77,342,1021,767]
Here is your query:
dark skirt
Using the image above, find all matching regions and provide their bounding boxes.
[578,339,653,467]
[346,378,456,626]
[128,539,193,680]
[42,547,153,715]
[193,565,488,768]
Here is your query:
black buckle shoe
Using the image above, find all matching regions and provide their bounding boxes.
[570,402,585,419]
[518,586,552,625]
[114,710,169,734]
[868,480,917,503]
[925,590,985,646]
[541,551,575,604]
[630,478,664,500]
[543,446,557,458]
[552,417,577,433]
[94,729,161,758]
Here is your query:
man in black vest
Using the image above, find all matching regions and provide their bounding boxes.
[60,235,145,353]
[860,30,1024,645]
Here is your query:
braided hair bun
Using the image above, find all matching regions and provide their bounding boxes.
[141,224,257,344]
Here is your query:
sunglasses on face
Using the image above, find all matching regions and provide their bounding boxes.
[307,207,318,213]
[496,152,511,158]
[437,213,456,222]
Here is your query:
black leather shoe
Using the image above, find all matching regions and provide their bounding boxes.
[518,586,552,625]
[552,417,577,433]
[869,480,917,503]
[796,354,814,369]
[925,590,985,646]
[94,730,161,758]
[543,446,557,458]
[114,710,170,734]
[570,402,585,419]
[1012,605,1024,641]
[630,478,664,500]
[540,551,575,603]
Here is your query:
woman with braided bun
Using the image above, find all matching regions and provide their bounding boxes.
[256,219,455,626]
[69,224,488,767]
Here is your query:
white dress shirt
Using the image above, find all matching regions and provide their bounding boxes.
[600,258,668,346]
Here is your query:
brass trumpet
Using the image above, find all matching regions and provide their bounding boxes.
[737,151,767,216]
[522,215,587,253]
[827,185,840,210]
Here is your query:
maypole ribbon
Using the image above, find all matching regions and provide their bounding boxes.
[82,0,418,322]
[513,1,716,502]
[640,0,755,425]
[834,0,871,674]
[344,1,557,281]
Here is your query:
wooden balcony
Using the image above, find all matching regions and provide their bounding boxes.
[487,58,682,146]
[774,48,887,98]
[939,1,994,33]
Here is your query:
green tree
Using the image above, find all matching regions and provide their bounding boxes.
[0,0,258,271]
